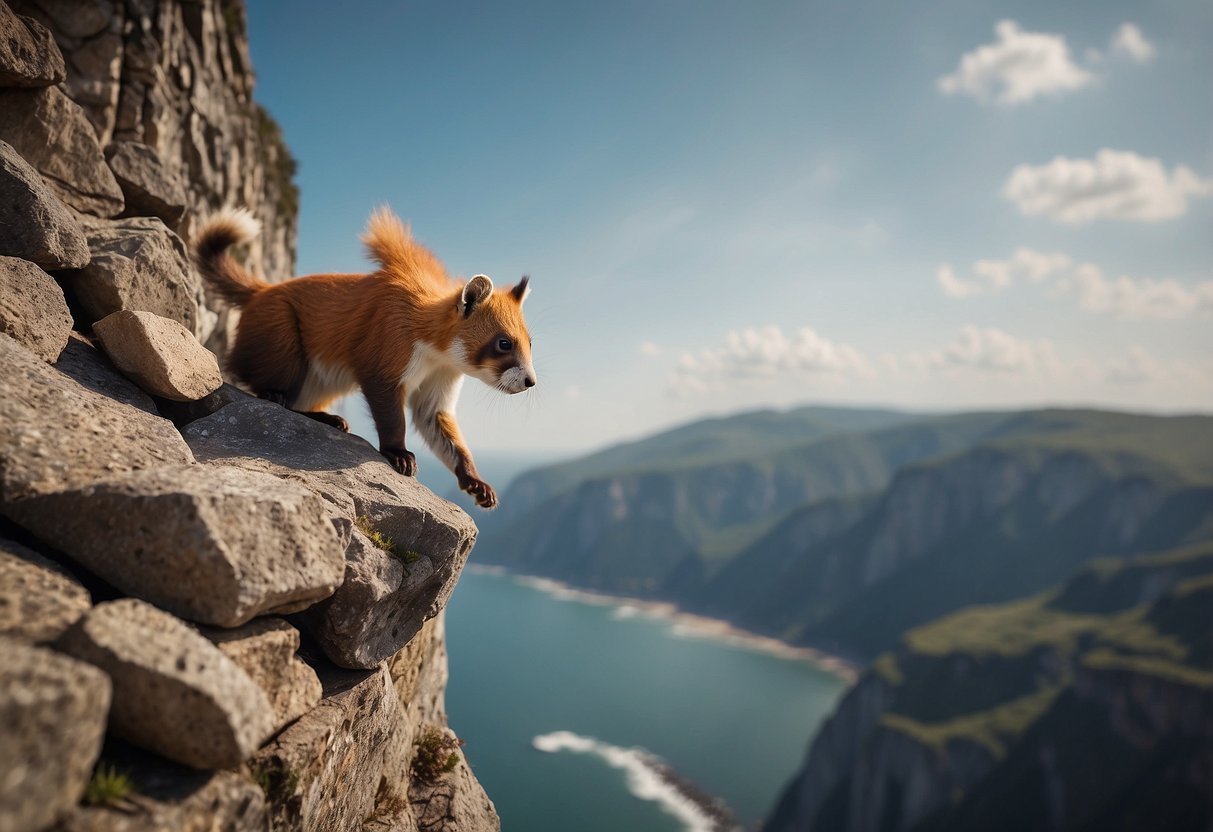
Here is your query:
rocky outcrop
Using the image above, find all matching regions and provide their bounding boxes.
[59,599,277,770]
[0,1,497,828]
[0,140,90,268]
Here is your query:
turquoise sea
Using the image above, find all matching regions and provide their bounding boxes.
[444,568,849,832]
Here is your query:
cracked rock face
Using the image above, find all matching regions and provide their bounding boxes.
[12,463,346,628]
[0,255,72,362]
[0,636,111,832]
[0,2,65,86]
[0,538,90,643]
[202,617,322,734]
[183,398,478,668]
[66,215,201,336]
[93,309,223,401]
[0,84,124,216]
[58,599,275,770]
[0,139,90,269]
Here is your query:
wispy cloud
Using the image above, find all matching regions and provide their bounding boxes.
[1002,150,1213,224]
[905,326,1061,375]
[1109,23,1156,64]
[937,20,1093,106]
[937,249,1213,319]
[668,325,869,395]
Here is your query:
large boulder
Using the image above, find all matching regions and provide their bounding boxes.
[0,538,90,643]
[105,140,188,226]
[202,617,322,734]
[93,309,223,401]
[0,637,110,832]
[183,399,478,668]
[65,216,199,334]
[58,599,276,770]
[11,464,346,628]
[0,2,64,86]
[0,255,71,362]
[0,85,124,217]
[0,139,90,269]
[0,333,192,505]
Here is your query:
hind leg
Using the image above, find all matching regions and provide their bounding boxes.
[228,296,309,406]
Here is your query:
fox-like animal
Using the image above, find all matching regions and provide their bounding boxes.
[192,206,536,509]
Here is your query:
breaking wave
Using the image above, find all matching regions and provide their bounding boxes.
[531,730,738,832]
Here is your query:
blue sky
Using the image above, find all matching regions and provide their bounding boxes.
[246,1,1212,453]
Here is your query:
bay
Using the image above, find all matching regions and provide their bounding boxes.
[444,568,848,831]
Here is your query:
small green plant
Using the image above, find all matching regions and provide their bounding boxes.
[411,727,464,783]
[249,758,300,804]
[85,763,135,807]
[356,516,423,564]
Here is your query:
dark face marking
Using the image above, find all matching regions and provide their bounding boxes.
[475,331,523,368]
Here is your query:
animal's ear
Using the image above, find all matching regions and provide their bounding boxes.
[460,274,494,318]
[511,275,531,304]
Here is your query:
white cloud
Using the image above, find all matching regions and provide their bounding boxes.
[936,265,981,298]
[1002,150,1213,224]
[938,248,1072,297]
[1063,264,1213,320]
[937,248,1213,320]
[925,326,1060,375]
[1110,23,1155,63]
[638,341,662,357]
[937,20,1093,106]
[668,325,869,395]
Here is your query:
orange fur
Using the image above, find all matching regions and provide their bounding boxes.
[193,206,536,508]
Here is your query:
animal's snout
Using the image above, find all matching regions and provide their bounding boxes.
[524,375,536,388]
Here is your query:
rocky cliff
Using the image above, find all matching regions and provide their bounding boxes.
[0,3,498,830]
[763,543,1213,832]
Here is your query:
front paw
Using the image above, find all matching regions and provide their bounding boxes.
[458,474,497,509]
[381,446,417,476]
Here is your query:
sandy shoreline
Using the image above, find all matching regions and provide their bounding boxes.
[467,564,860,684]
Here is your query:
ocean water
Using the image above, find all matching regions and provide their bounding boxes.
[444,569,849,831]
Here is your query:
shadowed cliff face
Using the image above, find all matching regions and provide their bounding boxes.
[0,2,499,829]
[763,547,1213,832]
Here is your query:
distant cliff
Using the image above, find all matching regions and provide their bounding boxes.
[0,2,497,830]
[478,408,1213,659]
[763,542,1213,832]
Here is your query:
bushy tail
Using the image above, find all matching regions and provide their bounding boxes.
[193,208,267,307]
[361,205,436,278]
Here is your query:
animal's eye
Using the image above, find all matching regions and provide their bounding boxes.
[497,337,514,353]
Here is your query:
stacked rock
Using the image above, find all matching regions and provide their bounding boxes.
[0,3,499,830]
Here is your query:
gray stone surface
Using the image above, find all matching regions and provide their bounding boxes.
[0,139,90,269]
[106,140,187,226]
[253,665,410,832]
[67,216,200,335]
[0,85,124,216]
[0,255,71,362]
[183,399,478,669]
[0,2,64,86]
[153,381,255,427]
[54,333,160,415]
[202,617,321,734]
[12,464,345,628]
[0,637,110,832]
[58,599,275,770]
[0,333,192,504]
[93,309,222,401]
[0,538,90,643]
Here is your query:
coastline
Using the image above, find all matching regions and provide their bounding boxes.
[466,564,860,685]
